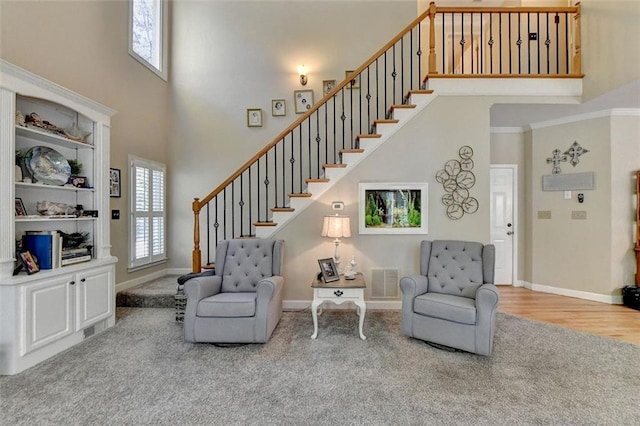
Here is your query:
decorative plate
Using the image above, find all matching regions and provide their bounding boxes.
[25,146,71,186]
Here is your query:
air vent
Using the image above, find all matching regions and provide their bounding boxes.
[371,268,399,299]
[83,325,95,338]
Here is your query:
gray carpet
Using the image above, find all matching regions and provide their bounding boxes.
[1,308,639,425]
[116,276,178,308]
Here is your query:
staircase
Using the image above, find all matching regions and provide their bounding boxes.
[256,90,438,239]
[191,2,583,272]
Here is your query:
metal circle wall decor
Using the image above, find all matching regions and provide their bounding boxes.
[435,145,478,220]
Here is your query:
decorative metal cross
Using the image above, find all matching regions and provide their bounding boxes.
[564,141,589,167]
[546,149,567,174]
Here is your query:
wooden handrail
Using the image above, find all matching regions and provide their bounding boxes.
[192,8,433,213]
[434,6,579,14]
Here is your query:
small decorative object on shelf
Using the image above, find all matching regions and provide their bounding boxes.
[36,200,76,216]
[63,122,92,143]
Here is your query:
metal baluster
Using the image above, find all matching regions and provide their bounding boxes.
[298,125,303,191]
[248,166,252,231]
[461,12,465,74]
[264,151,269,223]
[546,13,550,73]
[206,202,211,264]
[308,115,312,177]
[274,139,278,208]
[499,13,503,74]
[517,13,522,74]
[565,13,569,74]
[537,13,541,74]
[555,13,560,74]
[239,173,244,236]
[289,133,294,195]
[332,96,337,163]
[489,13,494,74]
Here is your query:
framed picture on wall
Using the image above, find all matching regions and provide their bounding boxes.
[294,90,314,114]
[271,99,286,117]
[359,182,428,234]
[345,70,360,90]
[247,108,263,127]
[110,168,121,198]
[323,80,336,95]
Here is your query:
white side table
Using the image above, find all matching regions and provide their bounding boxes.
[311,272,367,340]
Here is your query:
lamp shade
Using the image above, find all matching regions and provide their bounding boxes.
[321,215,351,238]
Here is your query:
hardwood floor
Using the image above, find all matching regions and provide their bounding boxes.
[498,286,640,345]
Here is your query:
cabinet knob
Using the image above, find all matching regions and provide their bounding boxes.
[70,281,76,285]
[334,290,343,297]
[80,278,86,283]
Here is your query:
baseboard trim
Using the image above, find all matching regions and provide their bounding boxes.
[523,281,623,305]
[116,269,169,293]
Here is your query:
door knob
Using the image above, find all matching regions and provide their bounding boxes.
[507,231,514,235]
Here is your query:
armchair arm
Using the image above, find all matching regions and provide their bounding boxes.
[399,275,429,298]
[255,275,284,342]
[183,275,223,343]
[474,283,500,356]
[184,275,222,302]
[399,275,429,337]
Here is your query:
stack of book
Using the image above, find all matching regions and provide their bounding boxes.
[61,247,92,266]
[22,231,91,269]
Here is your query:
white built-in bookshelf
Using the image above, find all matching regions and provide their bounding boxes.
[0,60,117,375]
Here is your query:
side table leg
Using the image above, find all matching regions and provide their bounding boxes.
[311,299,321,339]
[355,300,367,340]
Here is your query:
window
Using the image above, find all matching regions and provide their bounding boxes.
[128,0,168,80]
[129,156,166,270]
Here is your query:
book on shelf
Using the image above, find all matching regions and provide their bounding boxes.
[61,255,92,266]
[23,231,62,270]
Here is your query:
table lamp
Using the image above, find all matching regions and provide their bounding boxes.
[321,214,351,269]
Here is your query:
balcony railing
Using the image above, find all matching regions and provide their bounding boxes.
[191,2,582,272]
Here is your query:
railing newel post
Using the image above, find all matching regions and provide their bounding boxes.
[572,2,581,75]
[428,2,437,74]
[192,198,201,273]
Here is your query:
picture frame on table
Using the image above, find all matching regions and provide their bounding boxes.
[345,70,360,89]
[109,168,121,198]
[294,90,314,114]
[15,197,27,216]
[318,257,340,283]
[20,250,40,274]
[247,108,263,127]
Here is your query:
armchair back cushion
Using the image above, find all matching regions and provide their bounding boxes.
[426,240,486,299]
[215,239,282,293]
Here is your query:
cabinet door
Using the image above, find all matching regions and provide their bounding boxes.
[22,275,74,355]
[75,266,114,331]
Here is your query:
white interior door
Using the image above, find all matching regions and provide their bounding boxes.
[490,166,515,285]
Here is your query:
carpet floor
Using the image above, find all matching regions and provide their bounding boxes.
[1,308,639,425]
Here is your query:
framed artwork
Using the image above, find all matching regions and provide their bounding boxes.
[294,90,314,114]
[271,100,286,117]
[247,108,263,127]
[345,70,360,90]
[359,182,428,234]
[15,198,27,216]
[110,168,121,198]
[20,250,40,274]
[70,176,87,188]
[318,258,340,283]
[323,79,336,95]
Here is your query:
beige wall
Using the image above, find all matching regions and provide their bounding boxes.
[168,0,418,270]
[580,0,640,101]
[529,115,613,294]
[0,0,170,284]
[273,96,493,301]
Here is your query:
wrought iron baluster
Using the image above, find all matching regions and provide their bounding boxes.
[546,13,550,73]
[205,202,210,264]
[264,151,269,222]
[308,115,312,178]
[461,12,465,74]
[537,13,541,74]
[248,166,253,230]
[239,173,244,236]
[298,125,303,191]
[517,13,522,74]
[565,13,569,74]
[555,12,560,74]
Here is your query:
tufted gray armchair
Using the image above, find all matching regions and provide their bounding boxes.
[400,240,499,356]
[184,239,284,344]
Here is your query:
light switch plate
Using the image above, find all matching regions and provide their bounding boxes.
[564,191,572,200]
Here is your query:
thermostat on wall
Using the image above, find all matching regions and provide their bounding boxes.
[331,201,344,211]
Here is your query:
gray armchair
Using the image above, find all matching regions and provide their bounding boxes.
[400,240,499,356]
[184,239,284,344]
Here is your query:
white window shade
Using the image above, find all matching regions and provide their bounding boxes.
[129,156,166,269]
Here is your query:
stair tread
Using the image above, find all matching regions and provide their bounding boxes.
[374,119,400,124]
[323,163,347,168]
[271,207,295,212]
[356,134,382,139]
[306,178,330,183]
[253,221,277,226]
[391,104,417,109]
[407,89,434,95]
[289,193,313,197]
[340,149,364,154]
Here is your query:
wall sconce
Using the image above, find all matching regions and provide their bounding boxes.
[298,65,308,86]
